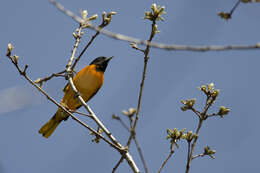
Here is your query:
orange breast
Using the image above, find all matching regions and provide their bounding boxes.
[61,64,104,110]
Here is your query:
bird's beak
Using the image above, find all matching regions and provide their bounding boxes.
[106,56,114,61]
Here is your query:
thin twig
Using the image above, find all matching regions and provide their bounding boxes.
[112,156,124,173]
[185,118,203,173]
[71,31,100,70]
[230,0,241,16]
[191,108,201,119]
[34,70,66,86]
[112,115,131,132]
[124,19,158,173]
[70,110,91,118]
[126,20,156,147]
[71,10,113,70]
[187,141,191,165]
[134,135,149,173]
[207,113,218,118]
[192,153,205,160]
[49,0,260,52]
[158,143,175,173]
[192,153,215,160]
[113,115,149,173]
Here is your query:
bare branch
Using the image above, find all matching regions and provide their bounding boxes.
[71,110,92,118]
[112,114,131,132]
[230,0,241,17]
[71,31,100,70]
[112,156,124,173]
[113,114,149,173]
[158,143,175,173]
[126,20,157,147]
[49,0,260,52]
[134,135,149,173]
[34,70,66,87]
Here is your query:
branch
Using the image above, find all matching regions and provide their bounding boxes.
[112,114,131,132]
[34,70,66,87]
[126,19,156,147]
[113,114,149,173]
[192,153,215,160]
[185,119,203,173]
[112,156,124,173]
[230,0,241,17]
[158,143,175,173]
[49,0,260,52]
[71,31,100,70]
[71,110,92,118]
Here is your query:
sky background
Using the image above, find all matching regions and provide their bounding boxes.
[1,0,260,173]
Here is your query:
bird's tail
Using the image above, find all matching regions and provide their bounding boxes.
[39,111,63,138]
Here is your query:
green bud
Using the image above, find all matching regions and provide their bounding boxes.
[212,89,220,98]
[145,3,166,22]
[186,131,193,141]
[112,114,119,120]
[82,10,88,19]
[218,106,230,117]
[181,106,188,111]
[151,3,157,13]
[88,14,98,21]
[130,42,138,49]
[102,11,106,20]
[181,134,187,139]
[199,85,207,94]
[208,83,214,91]
[181,99,196,109]
[128,108,137,115]
[208,149,216,155]
[109,11,117,15]
[204,146,210,154]
[107,11,117,18]
[13,55,19,64]
[8,43,14,52]
[72,32,78,39]
[122,110,129,115]
[158,6,166,15]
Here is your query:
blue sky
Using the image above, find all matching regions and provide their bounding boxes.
[1,0,260,173]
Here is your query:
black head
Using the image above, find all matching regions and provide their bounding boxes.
[90,56,114,72]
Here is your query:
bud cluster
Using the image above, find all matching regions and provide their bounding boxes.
[80,9,98,28]
[218,106,230,117]
[101,11,117,27]
[203,146,216,159]
[166,128,186,146]
[199,83,220,104]
[122,108,137,118]
[6,43,19,64]
[181,98,196,111]
[90,128,104,143]
[145,3,166,22]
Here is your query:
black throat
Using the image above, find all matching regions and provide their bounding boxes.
[90,56,110,72]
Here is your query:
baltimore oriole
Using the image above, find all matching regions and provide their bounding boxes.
[39,56,113,138]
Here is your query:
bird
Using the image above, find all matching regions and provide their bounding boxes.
[39,56,113,138]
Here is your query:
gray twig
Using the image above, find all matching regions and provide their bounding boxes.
[49,0,260,52]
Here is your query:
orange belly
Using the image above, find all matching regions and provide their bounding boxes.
[61,65,104,110]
